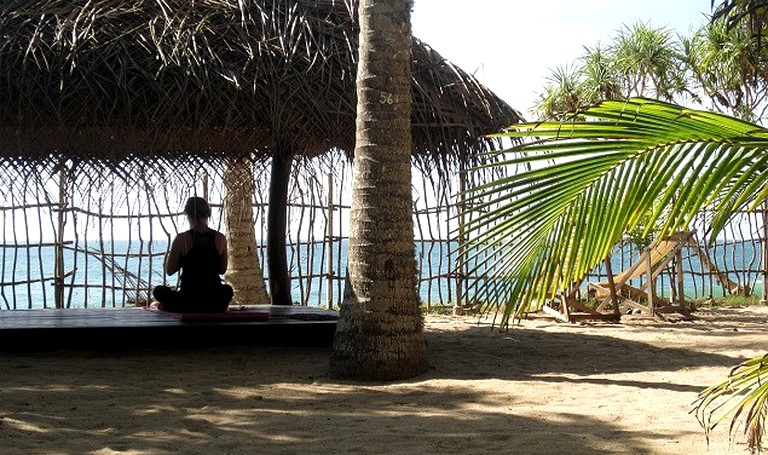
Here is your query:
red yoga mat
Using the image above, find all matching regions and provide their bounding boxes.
[145,306,270,321]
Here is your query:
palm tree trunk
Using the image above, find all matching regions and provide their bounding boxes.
[224,157,270,306]
[329,0,428,380]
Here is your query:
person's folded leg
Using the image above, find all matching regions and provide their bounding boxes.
[152,285,184,312]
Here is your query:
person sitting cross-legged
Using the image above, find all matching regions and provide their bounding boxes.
[152,197,233,313]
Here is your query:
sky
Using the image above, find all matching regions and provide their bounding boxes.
[411,0,713,118]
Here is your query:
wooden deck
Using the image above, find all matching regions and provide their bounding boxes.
[0,305,339,351]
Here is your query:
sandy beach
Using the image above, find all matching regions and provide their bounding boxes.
[1,306,766,454]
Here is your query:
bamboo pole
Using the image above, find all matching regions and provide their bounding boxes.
[54,164,66,309]
[604,255,620,317]
[645,252,655,317]
[22,178,33,308]
[454,164,466,315]
[676,251,685,307]
[762,202,768,304]
[34,197,48,309]
[9,201,20,308]
[202,172,209,201]
[326,171,334,309]
[109,182,116,307]
[335,169,346,305]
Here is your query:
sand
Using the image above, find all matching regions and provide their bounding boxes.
[1,306,766,455]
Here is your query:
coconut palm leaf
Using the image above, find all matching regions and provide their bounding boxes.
[462,96,768,449]
[462,97,768,324]
[693,354,768,452]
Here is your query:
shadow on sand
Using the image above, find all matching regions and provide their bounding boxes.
[0,311,756,454]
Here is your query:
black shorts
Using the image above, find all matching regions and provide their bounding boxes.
[152,284,233,313]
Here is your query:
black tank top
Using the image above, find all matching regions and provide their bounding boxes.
[179,229,222,292]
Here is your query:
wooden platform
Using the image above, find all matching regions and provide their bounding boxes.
[0,305,339,351]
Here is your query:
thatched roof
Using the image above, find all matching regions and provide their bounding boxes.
[0,0,521,167]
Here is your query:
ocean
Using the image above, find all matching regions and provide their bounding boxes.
[0,239,764,310]
[0,239,462,309]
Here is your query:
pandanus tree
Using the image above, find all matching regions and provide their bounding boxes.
[683,4,768,122]
[460,97,768,449]
[536,22,689,120]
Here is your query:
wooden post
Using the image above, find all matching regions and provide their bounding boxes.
[676,250,685,308]
[54,164,66,309]
[454,164,466,315]
[646,252,655,317]
[668,266,677,304]
[326,172,334,310]
[604,254,620,317]
[762,202,768,305]
[202,171,209,201]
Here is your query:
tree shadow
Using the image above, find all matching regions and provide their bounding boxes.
[422,322,744,388]
[0,311,756,454]
[0,348,656,455]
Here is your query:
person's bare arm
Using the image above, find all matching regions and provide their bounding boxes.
[165,234,185,276]
[217,233,228,275]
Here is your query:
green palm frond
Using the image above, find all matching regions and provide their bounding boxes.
[461,98,768,326]
[693,354,768,452]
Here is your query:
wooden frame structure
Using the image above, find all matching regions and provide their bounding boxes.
[544,231,742,323]
[589,232,693,320]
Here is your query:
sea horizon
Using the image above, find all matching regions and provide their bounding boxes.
[0,238,763,310]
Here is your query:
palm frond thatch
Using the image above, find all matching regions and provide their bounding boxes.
[0,0,521,168]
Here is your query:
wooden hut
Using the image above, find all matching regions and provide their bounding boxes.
[0,0,522,307]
